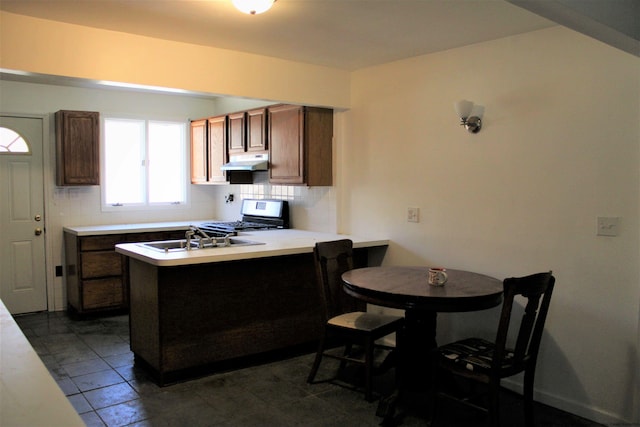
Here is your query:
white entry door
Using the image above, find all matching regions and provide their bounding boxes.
[0,115,47,314]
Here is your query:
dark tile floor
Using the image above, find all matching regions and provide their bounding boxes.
[15,311,604,427]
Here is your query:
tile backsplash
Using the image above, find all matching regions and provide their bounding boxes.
[237,184,336,232]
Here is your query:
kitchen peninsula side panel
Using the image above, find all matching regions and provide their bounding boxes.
[128,249,371,385]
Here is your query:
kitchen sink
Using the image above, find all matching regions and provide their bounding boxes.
[140,238,264,252]
[141,240,193,251]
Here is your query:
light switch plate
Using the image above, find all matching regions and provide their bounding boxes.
[407,207,419,223]
[597,217,619,236]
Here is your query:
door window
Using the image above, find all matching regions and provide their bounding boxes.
[0,127,30,153]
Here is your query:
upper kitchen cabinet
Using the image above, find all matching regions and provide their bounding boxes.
[228,108,267,154]
[247,108,268,152]
[207,116,228,183]
[228,112,246,155]
[190,117,227,184]
[55,110,100,186]
[190,119,208,184]
[268,105,333,186]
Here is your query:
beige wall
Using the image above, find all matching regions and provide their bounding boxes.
[345,26,640,424]
[0,11,351,109]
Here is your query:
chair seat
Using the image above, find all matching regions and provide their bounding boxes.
[439,337,515,374]
[328,311,404,332]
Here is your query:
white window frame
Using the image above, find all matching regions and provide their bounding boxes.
[101,115,190,212]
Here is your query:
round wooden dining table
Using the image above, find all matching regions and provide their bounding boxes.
[342,266,503,313]
[342,266,503,417]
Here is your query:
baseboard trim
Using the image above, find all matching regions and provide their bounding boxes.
[501,378,634,426]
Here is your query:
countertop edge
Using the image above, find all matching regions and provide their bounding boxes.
[63,220,212,236]
[115,229,389,267]
[1,300,85,427]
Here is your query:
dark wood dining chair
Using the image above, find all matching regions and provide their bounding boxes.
[306,239,404,401]
[429,271,555,427]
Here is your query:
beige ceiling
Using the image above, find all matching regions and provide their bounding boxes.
[0,0,557,71]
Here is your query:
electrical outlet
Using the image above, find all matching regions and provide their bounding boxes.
[407,207,419,223]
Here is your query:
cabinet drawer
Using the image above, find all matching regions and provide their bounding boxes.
[81,251,123,278]
[79,235,124,251]
[82,278,124,309]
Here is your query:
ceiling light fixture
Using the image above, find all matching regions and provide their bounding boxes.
[232,0,276,15]
[454,99,484,134]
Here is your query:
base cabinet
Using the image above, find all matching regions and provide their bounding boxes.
[64,230,186,315]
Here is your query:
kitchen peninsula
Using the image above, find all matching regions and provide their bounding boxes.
[115,229,388,385]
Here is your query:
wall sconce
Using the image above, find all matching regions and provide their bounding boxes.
[454,100,483,134]
[232,0,276,15]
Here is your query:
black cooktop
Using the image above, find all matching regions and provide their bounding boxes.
[199,199,289,234]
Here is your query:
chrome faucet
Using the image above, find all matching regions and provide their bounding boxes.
[189,225,211,239]
[185,225,211,250]
[185,226,234,249]
[184,229,196,250]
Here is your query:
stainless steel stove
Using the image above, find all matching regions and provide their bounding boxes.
[199,199,289,236]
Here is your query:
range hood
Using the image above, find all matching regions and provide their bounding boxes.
[221,153,268,172]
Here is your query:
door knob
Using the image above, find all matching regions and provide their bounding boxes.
[35,214,42,221]
[35,228,42,236]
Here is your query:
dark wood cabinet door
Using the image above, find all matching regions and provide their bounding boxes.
[82,278,124,309]
[55,110,99,186]
[190,119,208,184]
[304,107,333,186]
[247,108,267,152]
[81,251,123,279]
[191,117,227,184]
[228,112,246,155]
[269,105,304,184]
[207,116,228,183]
[269,105,333,186]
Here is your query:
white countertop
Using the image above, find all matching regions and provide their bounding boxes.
[0,300,85,427]
[64,220,212,236]
[116,229,389,267]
